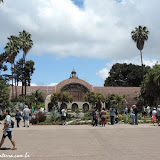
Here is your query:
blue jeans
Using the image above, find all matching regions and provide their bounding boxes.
[135,114,138,125]
[24,115,29,121]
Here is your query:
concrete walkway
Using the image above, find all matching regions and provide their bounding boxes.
[0,122,160,160]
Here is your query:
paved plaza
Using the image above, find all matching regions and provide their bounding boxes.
[0,122,160,160]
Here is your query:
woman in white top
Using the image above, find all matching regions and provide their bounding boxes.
[152,108,157,126]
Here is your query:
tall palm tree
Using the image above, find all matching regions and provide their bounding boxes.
[19,30,33,96]
[131,26,149,68]
[131,26,149,105]
[4,36,19,99]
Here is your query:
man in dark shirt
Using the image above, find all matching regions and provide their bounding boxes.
[110,108,115,125]
[133,105,138,125]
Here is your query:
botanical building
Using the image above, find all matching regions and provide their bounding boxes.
[9,69,140,111]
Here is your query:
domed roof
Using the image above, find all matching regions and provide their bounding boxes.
[71,68,76,74]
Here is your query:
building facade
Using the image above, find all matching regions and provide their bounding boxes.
[9,70,140,111]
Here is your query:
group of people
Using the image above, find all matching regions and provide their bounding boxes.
[15,105,31,128]
[0,105,31,150]
[150,107,160,126]
[0,105,47,150]
[92,108,108,127]
[130,105,139,125]
[91,105,139,126]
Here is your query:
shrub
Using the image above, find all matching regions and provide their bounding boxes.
[83,111,91,120]
[46,111,61,122]
[30,112,46,124]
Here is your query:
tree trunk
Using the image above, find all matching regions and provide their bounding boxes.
[22,55,25,96]
[15,77,17,99]
[140,50,145,105]
[24,56,27,96]
[140,50,143,67]
[11,64,14,99]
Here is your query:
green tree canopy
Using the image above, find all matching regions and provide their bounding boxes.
[104,63,150,87]
[24,60,35,86]
[0,53,7,73]
[141,64,160,106]
[0,79,10,109]
[50,91,73,108]
[14,90,45,107]
[131,26,149,67]
[85,92,105,108]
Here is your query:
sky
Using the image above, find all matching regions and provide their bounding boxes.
[0,0,160,86]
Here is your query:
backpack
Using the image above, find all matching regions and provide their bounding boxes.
[11,120,14,128]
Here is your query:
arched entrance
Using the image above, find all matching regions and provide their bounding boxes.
[83,103,89,112]
[72,103,78,112]
[48,102,53,112]
[96,102,102,111]
[61,83,90,102]
[60,103,67,111]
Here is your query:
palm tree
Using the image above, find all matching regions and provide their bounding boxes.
[0,0,4,4]
[131,26,149,68]
[131,26,149,93]
[4,36,19,99]
[19,30,33,96]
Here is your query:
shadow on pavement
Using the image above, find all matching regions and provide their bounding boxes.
[0,147,11,150]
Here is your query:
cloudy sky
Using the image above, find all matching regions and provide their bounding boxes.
[0,0,160,86]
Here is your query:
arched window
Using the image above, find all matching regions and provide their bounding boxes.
[48,102,53,112]
[72,103,78,112]
[83,103,89,112]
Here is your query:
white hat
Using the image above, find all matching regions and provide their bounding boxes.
[25,105,28,108]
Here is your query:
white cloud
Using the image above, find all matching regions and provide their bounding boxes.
[30,83,38,86]
[48,83,58,86]
[0,0,160,59]
[96,57,159,80]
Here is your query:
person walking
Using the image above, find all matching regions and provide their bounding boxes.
[93,109,99,126]
[156,106,160,126]
[15,109,22,128]
[101,108,106,127]
[110,108,115,125]
[133,105,138,125]
[152,108,157,126]
[130,111,135,125]
[0,107,2,120]
[115,109,119,124]
[61,107,67,125]
[23,105,31,127]
[0,109,17,150]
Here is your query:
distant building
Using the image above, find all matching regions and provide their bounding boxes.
[9,69,140,111]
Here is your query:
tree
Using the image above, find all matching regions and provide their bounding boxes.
[13,58,23,98]
[24,60,35,87]
[131,26,149,67]
[4,35,19,99]
[85,92,105,109]
[29,90,45,106]
[13,90,45,107]
[50,91,73,110]
[50,93,59,107]
[19,30,33,96]
[85,92,97,108]
[104,63,150,87]
[13,59,35,97]
[141,64,160,106]
[105,94,125,112]
[0,53,7,73]
[0,0,4,4]
[131,26,149,87]
[0,79,10,110]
